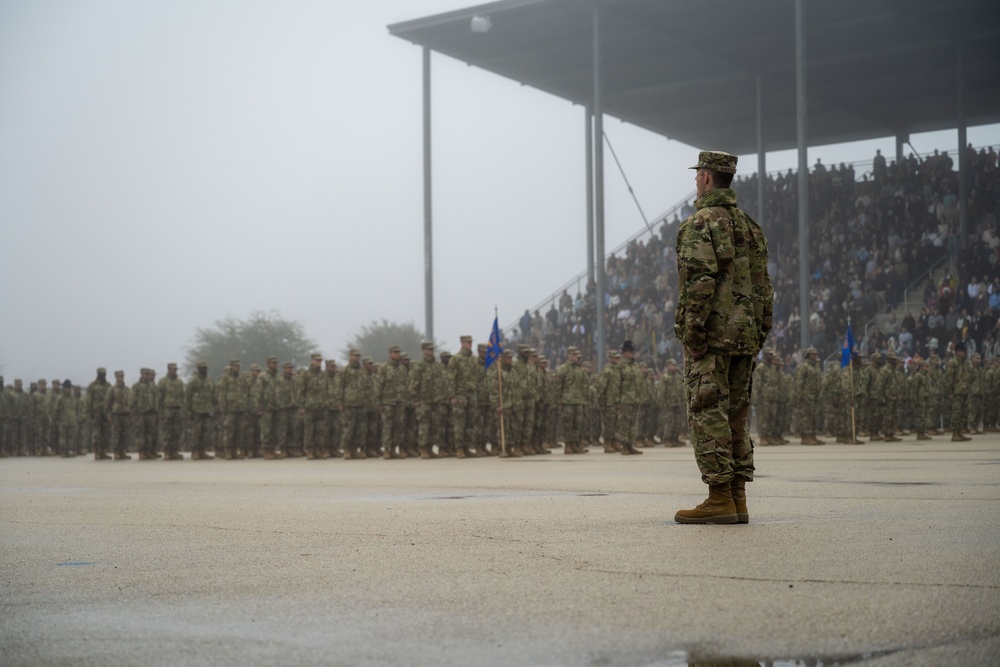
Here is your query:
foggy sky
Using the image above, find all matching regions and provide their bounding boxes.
[1,0,996,386]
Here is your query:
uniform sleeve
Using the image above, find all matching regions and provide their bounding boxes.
[675,214,719,357]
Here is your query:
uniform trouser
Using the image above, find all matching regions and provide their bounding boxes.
[341,406,365,454]
[246,414,260,455]
[326,409,341,454]
[110,414,130,456]
[416,404,444,452]
[659,405,684,441]
[477,404,491,448]
[189,413,213,455]
[58,423,76,456]
[615,403,640,447]
[797,397,818,436]
[601,405,618,443]
[303,409,327,456]
[968,395,983,431]
[381,403,405,454]
[882,399,897,437]
[493,405,519,452]
[561,404,585,445]
[912,399,929,433]
[259,411,274,453]
[6,419,24,455]
[518,400,534,448]
[451,396,476,449]
[134,413,158,456]
[365,410,379,453]
[33,417,49,455]
[222,412,247,455]
[950,395,969,432]
[532,402,547,445]
[91,415,111,456]
[161,409,184,456]
[273,408,295,454]
[684,351,754,486]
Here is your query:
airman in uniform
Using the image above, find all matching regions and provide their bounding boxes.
[596,350,621,452]
[944,342,972,441]
[158,363,186,460]
[795,348,824,445]
[377,346,408,459]
[186,362,216,460]
[339,349,368,459]
[658,358,686,447]
[106,371,132,460]
[411,341,446,459]
[132,368,160,459]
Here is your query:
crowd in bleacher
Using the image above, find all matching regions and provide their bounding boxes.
[511,143,1000,374]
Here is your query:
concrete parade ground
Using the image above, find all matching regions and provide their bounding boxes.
[2,436,999,667]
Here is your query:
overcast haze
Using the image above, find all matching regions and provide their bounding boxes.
[2,1,996,385]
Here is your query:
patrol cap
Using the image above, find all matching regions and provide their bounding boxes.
[440,351,451,358]
[325,359,337,367]
[885,349,897,359]
[528,348,538,356]
[250,363,260,371]
[665,358,678,366]
[420,341,434,350]
[38,378,47,385]
[500,350,514,358]
[266,356,278,363]
[517,344,529,352]
[97,367,107,374]
[622,340,636,352]
[282,361,294,369]
[167,362,177,369]
[362,356,373,365]
[114,370,124,377]
[567,346,580,354]
[400,353,410,360]
[804,347,818,356]
[689,150,738,174]
[609,350,621,359]
[229,359,240,366]
[197,361,208,369]
[460,335,472,343]
[310,353,323,361]
[477,343,487,352]
[388,345,400,354]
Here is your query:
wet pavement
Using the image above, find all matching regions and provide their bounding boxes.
[2,437,999,666]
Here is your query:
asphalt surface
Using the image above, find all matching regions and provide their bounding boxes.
[2,436,999,667]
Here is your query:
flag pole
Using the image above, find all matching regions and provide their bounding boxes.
[497,353,506,457]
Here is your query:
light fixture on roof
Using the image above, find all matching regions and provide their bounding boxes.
[470,15,492,33]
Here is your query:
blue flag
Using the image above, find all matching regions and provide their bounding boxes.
[485,316,503,369]
[841,322,855,368]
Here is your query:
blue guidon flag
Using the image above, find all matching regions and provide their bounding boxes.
[485,316,503,369]
[841,322,855,368]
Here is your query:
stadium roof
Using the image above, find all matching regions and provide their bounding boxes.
[388,0,1000,155]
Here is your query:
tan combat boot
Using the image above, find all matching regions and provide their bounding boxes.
[674,484,739,524]
[621,441,644,455]
[730,479,749,524]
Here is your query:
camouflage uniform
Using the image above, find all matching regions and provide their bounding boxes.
[52,383,78,457]
[339,350,368,459]
[105,372,132,460]
[967,354,985,433]
[944,346,972,440]
[131,369,160,459]
[324,361,342,457]
[86,370,113,460]
[411,342,447,458]
[489,351,520,456]
[31,381,50,456]
[158,364,186,460]
[595,352,621,452]
[675,166,771,484]
[554,346,590,453]
[985,361,1000,432]
[448,339,482,458]
[273,363,299,457]
[909,362,932,439]
[217,361,250,459]
[377,347,407,459]
[794,351,823,444]
[657,360,686,447]
[186,363,216,460]
[614,343,646,455]
[299,354,330,459]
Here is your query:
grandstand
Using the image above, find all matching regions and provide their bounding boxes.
[390,0,1000,371]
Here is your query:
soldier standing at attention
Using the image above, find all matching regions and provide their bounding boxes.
[86,369,113,460]
[614,340,645,456]
[158,363,186,460]
[944,342,972,442]
[299,353,329,460]
[555,346,590,454]
[324,360,342,458]
[274,362,299,457]
[596,350,622,452]
[795,348,824,445]
[186,362,216,460]
[52,380,77,457]
[217,360,249,459]
[105,371,132,460]
[658,358,686,447]
[377,346,407,459]
[674,150,772,525]
[132,368,160,460]
[411,341,446,459]
[245,364,263,458]
[339,349,368,459]
[447,335,481,458]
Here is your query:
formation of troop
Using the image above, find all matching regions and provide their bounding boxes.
[753,342,1000,445]
[0,337,694,462]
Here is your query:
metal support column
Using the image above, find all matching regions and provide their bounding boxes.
[795,0,810,350]
[586,106,595,288]
[957,43,968,244]
[593,8,607,370]
[422,47,434,343]
[756,75,766,224]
